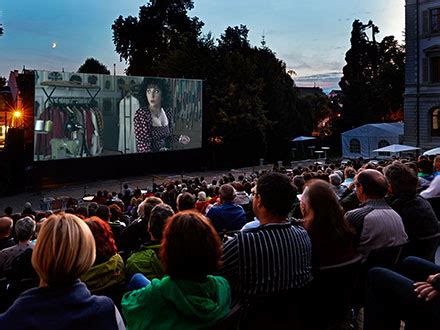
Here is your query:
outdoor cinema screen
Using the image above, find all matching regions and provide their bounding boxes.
[33,70,203,161]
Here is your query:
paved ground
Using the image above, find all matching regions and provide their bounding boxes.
[0,165,274,213]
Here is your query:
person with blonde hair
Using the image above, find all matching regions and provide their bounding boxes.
[0,213,125,330]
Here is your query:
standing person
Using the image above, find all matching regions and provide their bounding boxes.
[301,179,356,269]
[122,211,230,330]
[134,78,189,153]
[0,213,124,330]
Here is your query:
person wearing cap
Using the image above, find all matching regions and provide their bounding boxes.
[206,184,247,233]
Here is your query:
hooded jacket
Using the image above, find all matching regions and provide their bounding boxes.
[122,275,230,330]
[80,253,125,292]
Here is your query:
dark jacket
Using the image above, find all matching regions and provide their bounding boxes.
[386,194,440,241]
[206,202,247,233]
[0,280,118,330]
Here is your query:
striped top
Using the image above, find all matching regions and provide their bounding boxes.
[220,222,312,300]
[345,199,408,260]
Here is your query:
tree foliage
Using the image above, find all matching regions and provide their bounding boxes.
[0,77,6,88]
[77,58,110,75]
[339,20,404,130]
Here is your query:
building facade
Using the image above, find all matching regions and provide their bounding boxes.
[405,0,440,148]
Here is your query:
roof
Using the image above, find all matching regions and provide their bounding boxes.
[342,122,404,137]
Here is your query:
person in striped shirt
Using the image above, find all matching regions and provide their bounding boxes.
[219,172,313,303]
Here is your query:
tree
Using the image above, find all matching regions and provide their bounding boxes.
[0,77,6,88]
[112,0,203,75]
[339,20,405,130]
[77,58,110,74]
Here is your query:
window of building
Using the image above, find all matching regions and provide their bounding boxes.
[377,140,390,157]
[431,8,440,33]
[432,57,440,83]
[349,139,361,153]
[432,108,440,136]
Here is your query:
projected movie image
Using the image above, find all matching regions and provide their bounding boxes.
[33,70,203,161]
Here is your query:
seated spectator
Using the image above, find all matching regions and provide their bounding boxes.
[232,182,251,209]
[21,202,36,218]
[329,173,346,197]
[125,204,174,279]
[341,167,356,188]
[384,162,439,241]
[364,256,440,330]
[92,190,107,205]
[96,205,111,222]
[345,169,408,261]
[433,155,440,177]
[418,159,435,191]
[75,206,88,219]
[80,217,125,293]
[195,191,209,214]
[88,202,99,217]
[0,217,36,276]
[161,183,178,211]
[220,173,312,303]
[176,192,196,211]
[122,211,230,329]
[301,179,356,269]
[119,197,163,254]
[108,204,126,250]
[420,170,440,199]
[0,217,14,251]
[0,213,124,329]
[206,184,247,233]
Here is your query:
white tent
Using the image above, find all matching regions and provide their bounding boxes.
[373,144,420,153]
[341,122,404,158]
[423,147,440,156]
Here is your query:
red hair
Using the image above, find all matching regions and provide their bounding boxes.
[84,216,117,260]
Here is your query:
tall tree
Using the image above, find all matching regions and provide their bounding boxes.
[339,20,404,130]
[77,58,110,74]
[112,0,203,75]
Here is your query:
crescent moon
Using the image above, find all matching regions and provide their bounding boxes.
[52,42,57,48]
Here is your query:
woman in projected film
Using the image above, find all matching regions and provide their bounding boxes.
[134,78,190,153]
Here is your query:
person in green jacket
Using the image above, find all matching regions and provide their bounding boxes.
[125,204,175,280]
[122,211,231,330]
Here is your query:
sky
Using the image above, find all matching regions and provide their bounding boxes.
[0,0,405,92]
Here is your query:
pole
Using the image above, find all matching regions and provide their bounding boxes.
[416,0,420,150]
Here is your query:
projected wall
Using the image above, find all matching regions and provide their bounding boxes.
[33,71,203,161]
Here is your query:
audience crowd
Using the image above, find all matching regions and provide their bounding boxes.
[1,155,440,329]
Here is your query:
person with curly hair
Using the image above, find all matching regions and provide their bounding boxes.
[134,77,189,153]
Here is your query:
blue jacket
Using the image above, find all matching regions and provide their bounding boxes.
[207,202,247,232]
[0,280,118,330]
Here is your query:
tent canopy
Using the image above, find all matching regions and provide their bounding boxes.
[423,147,440,156]
[292,136,316,142]
[373,144,420,153]
[341,122,404,158]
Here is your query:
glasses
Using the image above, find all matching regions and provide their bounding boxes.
[146,88,161,95]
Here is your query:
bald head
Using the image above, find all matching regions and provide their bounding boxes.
[0,217,13,237]
[356,169,388,199]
